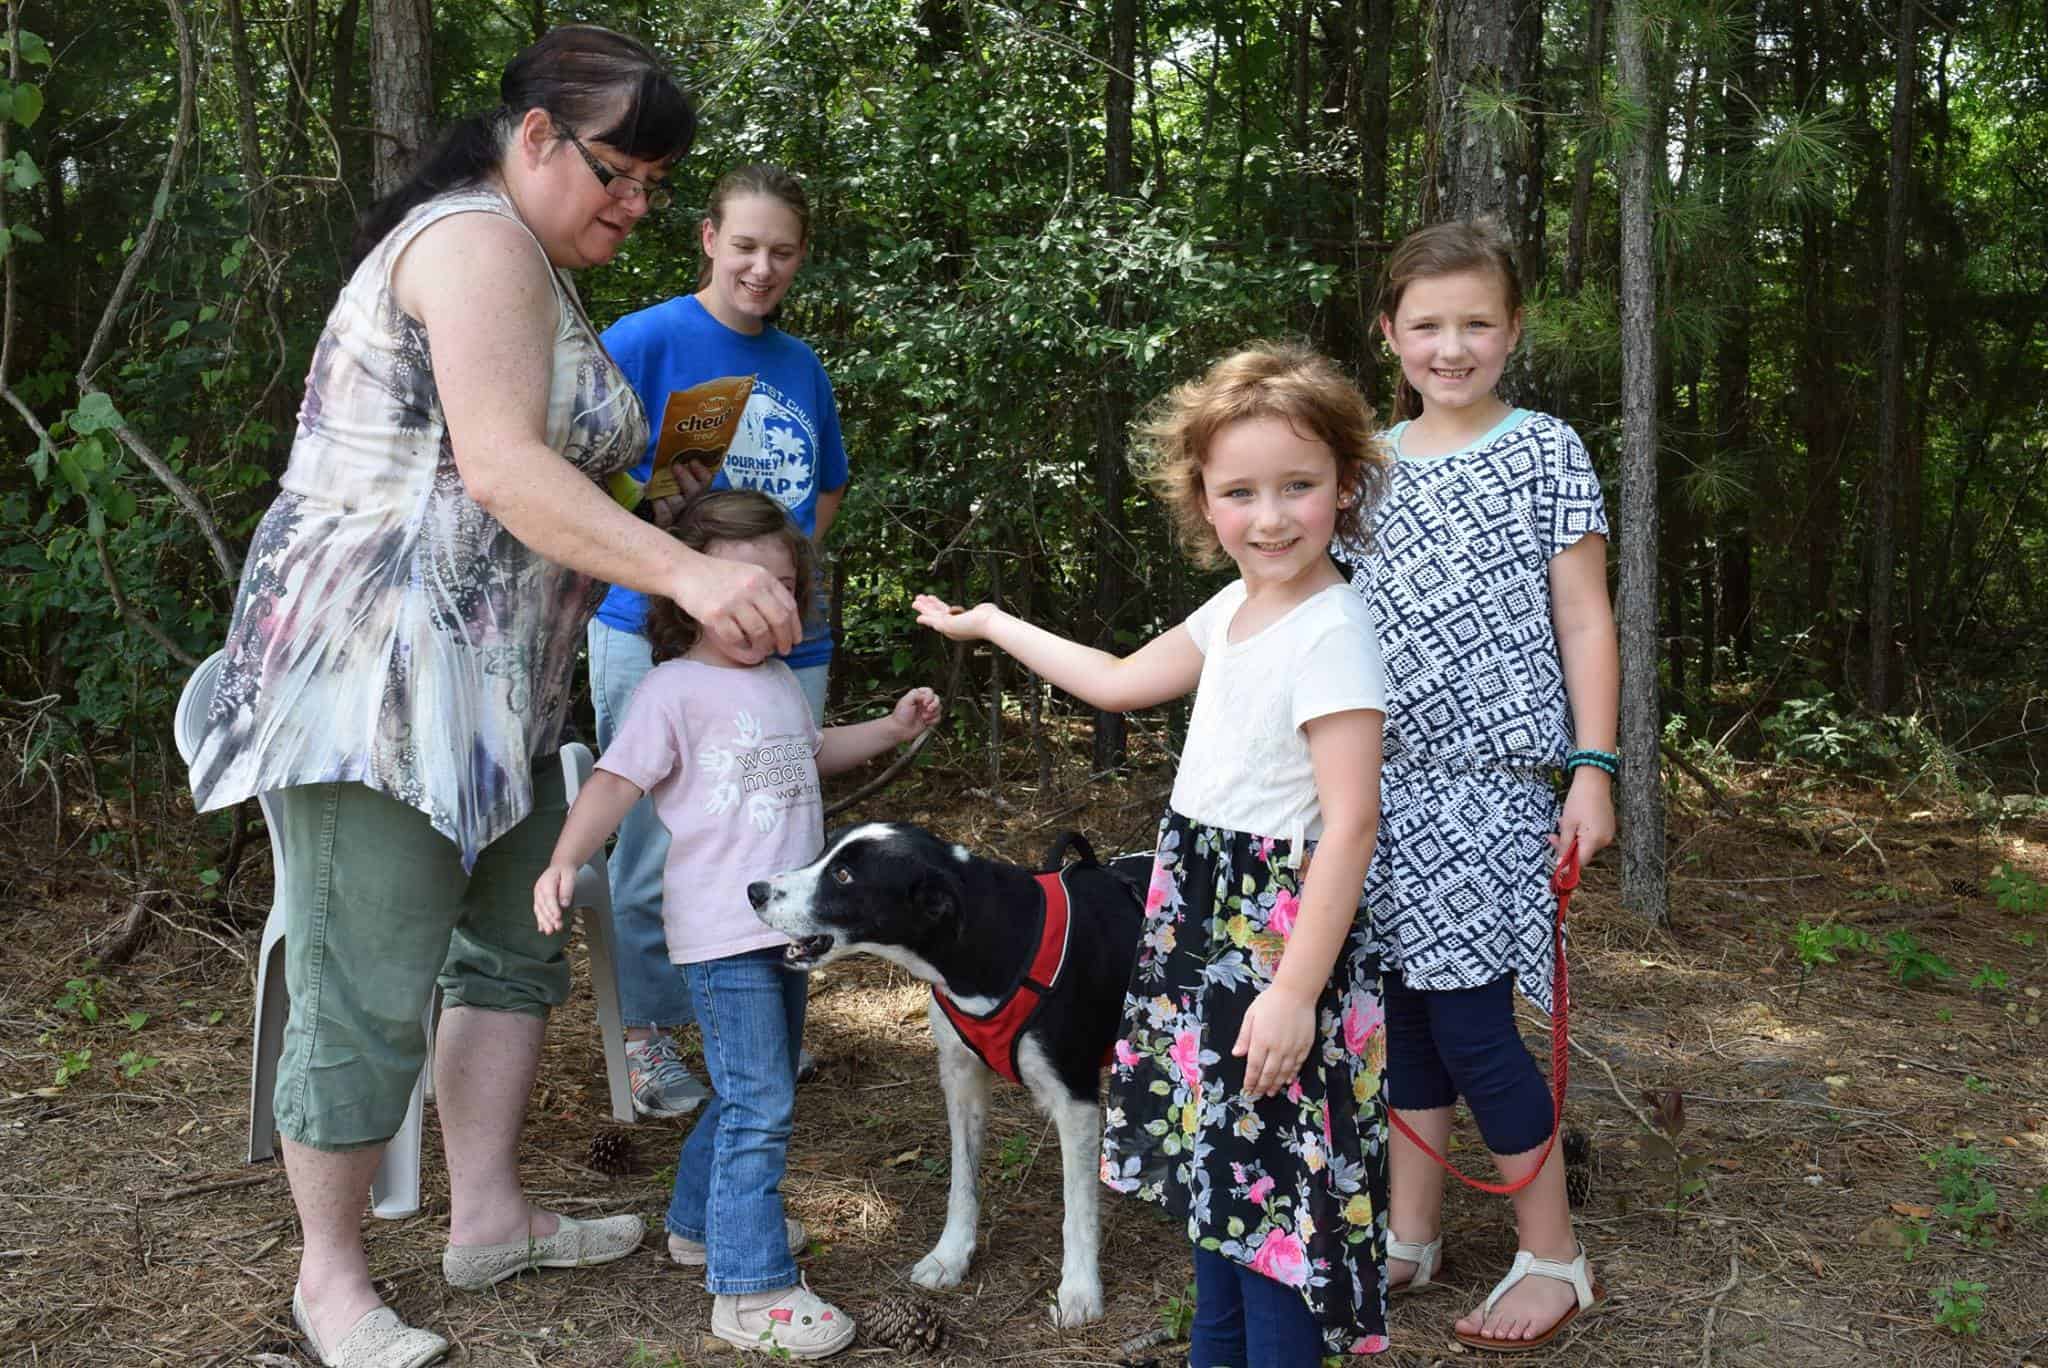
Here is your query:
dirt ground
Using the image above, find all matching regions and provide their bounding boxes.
[3,730,2046,1367]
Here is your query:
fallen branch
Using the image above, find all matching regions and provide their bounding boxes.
[1660,741,1739,817]
[1698,1251,1742,1367]
[823,728,935,820]
[161,1172,276,1202]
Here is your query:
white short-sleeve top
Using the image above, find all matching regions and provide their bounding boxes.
[1168,580,1388,845]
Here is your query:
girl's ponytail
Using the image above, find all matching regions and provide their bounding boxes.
[347,111,510,276]
[344,25,695,278]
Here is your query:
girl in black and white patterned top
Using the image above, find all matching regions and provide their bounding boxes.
[1337,219,1618,1354]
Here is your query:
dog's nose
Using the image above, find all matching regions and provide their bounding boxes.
[747,881,770,908]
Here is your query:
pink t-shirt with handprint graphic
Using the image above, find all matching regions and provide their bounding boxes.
[595,658,823,964]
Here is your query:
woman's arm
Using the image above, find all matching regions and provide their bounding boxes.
[1550,533,1618,864]
[912,595,1202,714]
[1233,708,1383,1097]
[394,213,800,656]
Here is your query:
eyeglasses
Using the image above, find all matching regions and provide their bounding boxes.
[553,122,672,210]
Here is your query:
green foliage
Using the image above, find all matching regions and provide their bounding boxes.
[996,1131,1034,1184]
[1988,865,2047,916]
[1969,966,2008,993]
[1789,920,1872,1002]
[54,974,104,1025]
[1160,1278,1198,1339]
[1882,932,1955,987]
[1930,1280,1989,1337]
[1925,1145,2001,1247]
[53,1046,92,1088]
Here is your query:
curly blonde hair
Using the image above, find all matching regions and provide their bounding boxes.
[644,490,815,665]
[1134,341,1388,569]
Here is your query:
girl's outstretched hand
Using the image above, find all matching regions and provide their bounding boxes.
[891,686,944,740]
[1233,983,1316,1098]
[913,594,1000,640]
[533,862,579,936]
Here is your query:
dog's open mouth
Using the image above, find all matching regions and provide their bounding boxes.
[782,935,834,969]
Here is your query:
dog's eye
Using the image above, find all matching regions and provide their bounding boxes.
[831,866,853,885]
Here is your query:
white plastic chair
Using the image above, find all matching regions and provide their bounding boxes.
[176,653,634,1223]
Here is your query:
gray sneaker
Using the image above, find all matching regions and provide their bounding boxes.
[625,1034,711,1119]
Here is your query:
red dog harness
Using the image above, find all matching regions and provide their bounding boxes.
[931,869,1102,1085]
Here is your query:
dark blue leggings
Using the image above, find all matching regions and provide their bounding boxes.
[1189,1246,1325,1368]
[1384,969,1554,1157]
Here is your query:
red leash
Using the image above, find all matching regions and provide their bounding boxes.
[1387,839,1579,1196]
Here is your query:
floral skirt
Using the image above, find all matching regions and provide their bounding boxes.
[1102,809,1390,1357]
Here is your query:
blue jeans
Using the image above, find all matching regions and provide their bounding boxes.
[666,948,808,1292]
[589,621,829,1028]
[1190,1245,1326,1368]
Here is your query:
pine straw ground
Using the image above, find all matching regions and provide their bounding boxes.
[3,730,2046,1368]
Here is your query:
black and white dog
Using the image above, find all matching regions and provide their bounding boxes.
[748,823,1146,1328]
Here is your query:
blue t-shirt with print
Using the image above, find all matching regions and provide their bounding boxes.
[595,295,848,669]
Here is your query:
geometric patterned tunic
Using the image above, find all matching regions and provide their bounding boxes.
[1336,410,1607,1011]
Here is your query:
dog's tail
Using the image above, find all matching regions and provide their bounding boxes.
[1039,830,1099,871]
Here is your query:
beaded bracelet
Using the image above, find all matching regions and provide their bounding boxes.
[1564,748,1620,777]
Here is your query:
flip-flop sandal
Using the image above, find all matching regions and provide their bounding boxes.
[1453,1246,1604,1354]
[1387,1233,1448,1295]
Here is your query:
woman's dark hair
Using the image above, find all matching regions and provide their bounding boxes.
[348,26,695,274]
[693,164,811,293]
[645,490,815,665]
[1378,216,1523,421]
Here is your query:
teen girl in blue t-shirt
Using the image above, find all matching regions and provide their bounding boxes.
[588,165,849,1121]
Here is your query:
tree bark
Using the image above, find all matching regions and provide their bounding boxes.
[1427,0,1545,286]
[1866,0,1917,710]
[331,0,364,184]
[370,0,435,198]
[1614,0,1667,926]
[223,0,269,244]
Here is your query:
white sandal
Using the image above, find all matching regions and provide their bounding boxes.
[1386,1233,1444,1293]
[1454,1246,1603,1353]
[292,1287,448,1368]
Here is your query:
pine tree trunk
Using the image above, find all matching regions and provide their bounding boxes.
[1614,0,1667,926]
[370,0,434,198]
[1428,0,1545,285]
[1867,0,1918,710]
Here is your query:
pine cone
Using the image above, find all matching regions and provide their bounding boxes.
[1563,1127,1595,1209]
[865,1293,947,1353]
[1948,877,1984,899]
[584,1129,637,1177]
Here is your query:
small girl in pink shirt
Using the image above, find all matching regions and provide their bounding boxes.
[536,490,938,1360]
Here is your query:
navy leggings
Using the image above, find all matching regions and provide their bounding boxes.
[1189,1245,1325,1368]
[1384,969,1554,1157]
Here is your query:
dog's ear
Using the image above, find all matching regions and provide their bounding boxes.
[911,869,961,932]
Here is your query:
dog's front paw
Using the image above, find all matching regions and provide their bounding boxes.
[910,1249,967,1289]
[1050,1278,1104,1328]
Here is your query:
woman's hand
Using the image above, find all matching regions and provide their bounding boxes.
[890,687,943,741]
[533,862,580,935]
[1233,983,1317,1098]
[1553,768,1615,867]
[674,552,803,657]
[912,594,1001,640]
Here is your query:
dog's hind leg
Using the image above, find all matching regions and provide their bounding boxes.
[1018,1041,1106,1328]
[912,1011,990,1290]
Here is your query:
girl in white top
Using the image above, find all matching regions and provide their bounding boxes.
[916,342,1395,1363]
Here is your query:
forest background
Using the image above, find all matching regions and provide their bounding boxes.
[3,2,2048,1364]
[2,0,2046,901]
